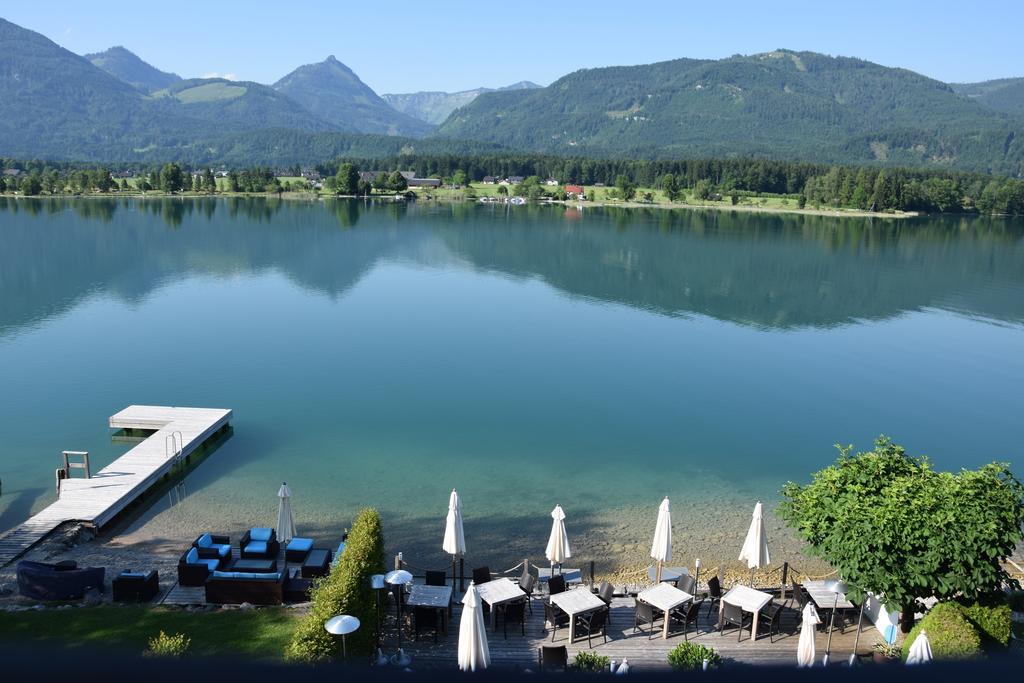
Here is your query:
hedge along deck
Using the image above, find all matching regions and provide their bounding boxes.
[0,405,232,567]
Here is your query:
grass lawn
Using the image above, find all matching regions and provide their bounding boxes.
[0,606,299,659]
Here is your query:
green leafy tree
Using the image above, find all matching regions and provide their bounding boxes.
[451,169,469,188]
[497,184,508,197]
[615,174,637,201]
[334,163,359,195]
[389,171,407,192]
[660,173,681,201]
[20,172,42,196]
[780,437,1024,618]
[694,178,713,201]
[159,163,184,194]
[227,171,240,193]
[203,169,217,193]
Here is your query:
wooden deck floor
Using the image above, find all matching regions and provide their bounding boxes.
[0,406,232,567]
[384,589,876,671]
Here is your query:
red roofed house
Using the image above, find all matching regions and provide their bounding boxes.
[565,184,585,198]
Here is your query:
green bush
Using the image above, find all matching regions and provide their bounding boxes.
[904,602,982,661]
[572,651,610,673]
[145,631,191,657]
[958,601,1012,648]
[667,642,722,670]
[285,508,386,662]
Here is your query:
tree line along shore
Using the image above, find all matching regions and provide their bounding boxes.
[2,155,1023,216]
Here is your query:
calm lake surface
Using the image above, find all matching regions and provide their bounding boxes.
[1,197,1022,573]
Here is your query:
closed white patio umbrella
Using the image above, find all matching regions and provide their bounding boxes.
[276,482,296,546]
[650,497,672,583]
[442,489,466,589]
[797,603,821,667]
[738,501,770,586]
[545,505,571,573]
[905,630,933,665]
[458,582,490,672]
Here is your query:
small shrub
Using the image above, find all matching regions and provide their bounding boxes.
[285,508,385,662]
[903,602,982,661]
[872,641,901,659]
[572,651,610,673]
[958,601,1012,648]
[667,642,722,670]
[145,631,191,658]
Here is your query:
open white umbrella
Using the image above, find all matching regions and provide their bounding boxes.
[277,482,296,546]
[545,505,571,572]
[458,582,490,672]
[797,603,821,667]
[442,489,466,588]
[738,501,770,586]
[905,630,932,665]
[650,497,672,583]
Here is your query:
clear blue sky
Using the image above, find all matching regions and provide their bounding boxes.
[4,1,1022,93]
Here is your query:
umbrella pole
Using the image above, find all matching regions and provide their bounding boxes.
[451,555,457,591]
[749,568,755,587]
[851,599,865,664]
[824,592,838,665]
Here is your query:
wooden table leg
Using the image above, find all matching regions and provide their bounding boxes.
[751,608,760,641]
[568,611,576,642]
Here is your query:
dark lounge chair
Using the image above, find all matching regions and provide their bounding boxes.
[413,606,442,643]
[191,533,232,564]
[204,570,285,605]
[719,601,752,641]
[758,601,784,642]
[240,527,279,560]
[678,573,696,595]
[425,570,447,587]
[518,573,537,613]
[112,570,159,603]
[498,599,527,638]
[545,602,570,641]
[471,566,491,585]
[177,546,221,586]
[574,607,609,647]
[703,575,723,618]
[547,574,566,596]
[539,645,568,672]
[597,581,614,621]
[16,561,105,601]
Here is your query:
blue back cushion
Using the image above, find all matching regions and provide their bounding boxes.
[197,533,213,548]
[250,527,272,542]
[186,547,199,564]
[211,571,280,580]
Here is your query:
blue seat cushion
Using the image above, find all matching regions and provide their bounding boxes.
[249,527,273,542]
[186,547,199,564]
[197,532,213,548]
[212,571,280,580]
[332,542,346,565]
[120,571,148,578]
[287,538,313,552]
[197,558,219,571]
[245,541,268,555]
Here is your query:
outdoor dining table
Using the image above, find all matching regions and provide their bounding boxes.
[549,586,607,642]
[719,584,774,641]
[638,582,694,639]
[802,580,856,633]
[646,566,688,585]
[406,584,453,634]
[475,578,527,630]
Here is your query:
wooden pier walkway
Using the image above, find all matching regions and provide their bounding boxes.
[0,405,232,567]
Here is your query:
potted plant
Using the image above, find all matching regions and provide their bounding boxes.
[872,641,901,664]
[573,651,611,673]
[667,642,722,671]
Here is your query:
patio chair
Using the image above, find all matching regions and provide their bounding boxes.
[425,570,447,587]
[545,602,570,641]
[413,606,442,643]
[538,645,568,672]
[472,566,491,585]
[633,597,662,639]
[596,581,615,622]
[191,533,232,564]
[499,598,527,639]
[669,598,704,641]
[703,575,723,619]
[677,574,696,595]
[574,607,609,647]
[239,527,279,560]
[758,601,784,642]
[719,602,752,642]
[518,573,537,613]
[792,581,808,610]
[547,574,566,596]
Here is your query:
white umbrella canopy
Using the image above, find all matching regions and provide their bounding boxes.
[276,482,296,545]
[650,497,672,582]
[545,505,571,565]
[738,501,770,582]
[905,630,933,665]
[797,603,821,667]
[458,582,490,672]
[442,489,466,556]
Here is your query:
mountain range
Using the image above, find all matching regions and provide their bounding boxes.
[1,16,1023,174]
[382,81,541,125]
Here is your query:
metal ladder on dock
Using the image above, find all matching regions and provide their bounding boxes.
[55,450,90,495]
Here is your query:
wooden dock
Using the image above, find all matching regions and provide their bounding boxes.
[0,405,232,567]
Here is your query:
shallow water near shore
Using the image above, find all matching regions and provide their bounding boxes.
[1,197,1021,574]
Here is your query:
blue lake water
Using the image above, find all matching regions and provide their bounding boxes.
[0,197,1021,572]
